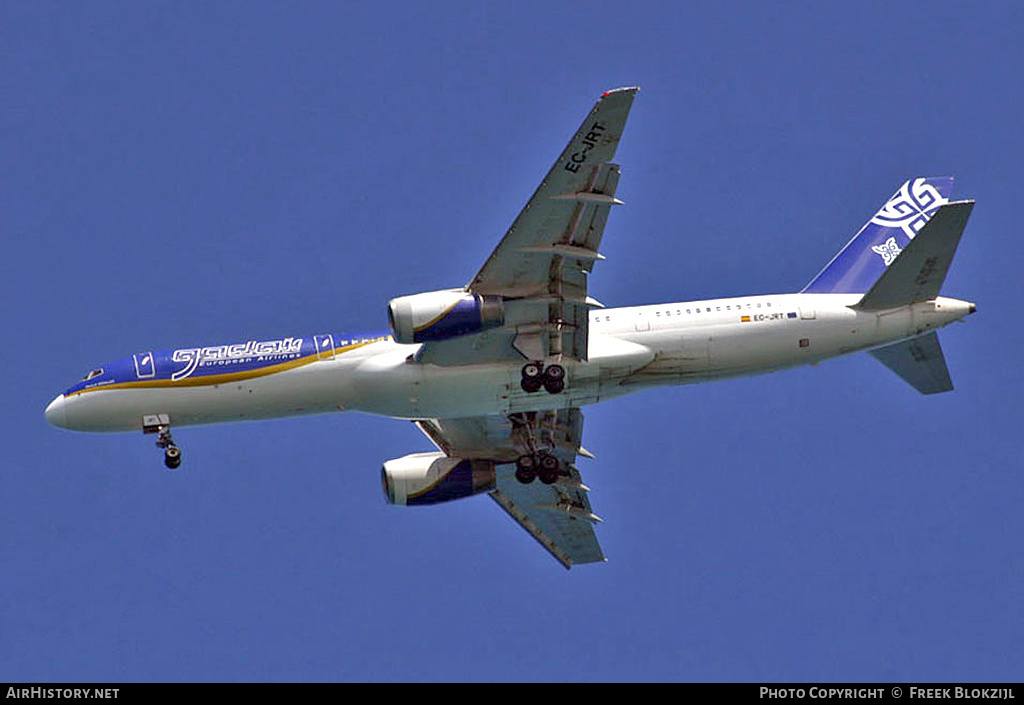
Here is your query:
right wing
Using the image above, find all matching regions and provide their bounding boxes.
[417,87,638,367]
[467,87,638,301]
[415,408,604,569]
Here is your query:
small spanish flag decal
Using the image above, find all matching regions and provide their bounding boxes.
[741,315,751,322]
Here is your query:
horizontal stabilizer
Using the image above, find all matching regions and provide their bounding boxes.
[855,201,974,310]
[870,332,953,394]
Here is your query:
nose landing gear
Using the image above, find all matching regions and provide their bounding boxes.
[155,426,182,469]
[163,447,182,469]
[143,414,182,470]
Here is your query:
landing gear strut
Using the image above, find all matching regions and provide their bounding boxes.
[520,362,566,395]
[143,415,182,469]
[156,427,182,469]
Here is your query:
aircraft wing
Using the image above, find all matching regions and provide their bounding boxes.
[419,88,638,366]
[408,90,637,565]
[414,409,604,568]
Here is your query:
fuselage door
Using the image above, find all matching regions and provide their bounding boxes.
[800,306,816,320]
[314,334,335,360]
[133,352,156,379]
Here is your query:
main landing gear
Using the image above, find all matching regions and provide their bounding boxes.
[515,451,563,485]
[143,414,182,469]
[520,362,565,394]
[509,412,569,486]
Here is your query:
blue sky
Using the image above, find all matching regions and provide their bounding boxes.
[3,2,1022,682]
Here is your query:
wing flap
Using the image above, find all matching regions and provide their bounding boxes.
[490,461,606,570]
[489,489,575,569]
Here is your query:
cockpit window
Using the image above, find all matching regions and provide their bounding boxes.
[82,368,103,381]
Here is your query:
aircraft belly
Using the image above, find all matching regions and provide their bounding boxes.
[710,324,800,372]
[348,351,512,419]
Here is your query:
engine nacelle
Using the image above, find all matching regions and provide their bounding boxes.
[381,451,496,506]
[387,289,503,344]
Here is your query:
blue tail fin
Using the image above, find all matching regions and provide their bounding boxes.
[802,177,955,294]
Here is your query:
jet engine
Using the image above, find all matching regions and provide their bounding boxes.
[381,451,496,506]
[387,289,504,344]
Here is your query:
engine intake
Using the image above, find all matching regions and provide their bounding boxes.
[382,452,496,506]
[388,289,503,344]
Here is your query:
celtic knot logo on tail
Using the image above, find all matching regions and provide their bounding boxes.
[869,178,948,238]
[871,237,902,265]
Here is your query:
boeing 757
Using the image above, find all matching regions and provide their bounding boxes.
[45,88,975,568]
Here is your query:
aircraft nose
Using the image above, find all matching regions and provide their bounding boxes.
[45,394,69,429]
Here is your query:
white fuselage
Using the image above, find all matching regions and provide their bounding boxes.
[47,293,973,433]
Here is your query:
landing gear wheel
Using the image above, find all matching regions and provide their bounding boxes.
[520,362,544,393]
[164,445,182,470]
[152,424,182,470]
[520,376,543,393]
[543,364,565,382]
[514,457,537,484]
[542,364,565,394]
[538,453,560,484]
[521,362,542,379]
[543,377,565,394]
[539,469,559,484]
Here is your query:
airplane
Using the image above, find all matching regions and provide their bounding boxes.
[45,87,976,568]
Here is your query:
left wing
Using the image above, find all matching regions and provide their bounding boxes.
[415,409,604,569]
